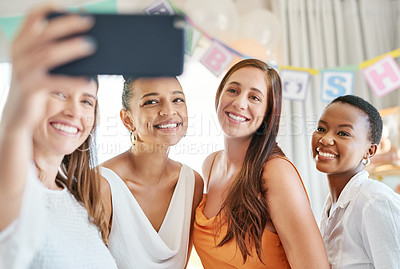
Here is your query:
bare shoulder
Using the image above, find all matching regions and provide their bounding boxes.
[202,151,220,179]
[100,152,127,171]
[262,157,306,199]
[98,174,113,226]
[262,157,329,268]
[262,157,300,185]
[98,174,111,196]
[193,170,204,187]
[192,170,204,208]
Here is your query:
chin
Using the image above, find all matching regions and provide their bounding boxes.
[315,164,333,174]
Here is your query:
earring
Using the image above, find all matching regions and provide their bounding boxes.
[362,156,371,166]
[129,130,136,146]
[77,133,91,152]
[77,145,90,152]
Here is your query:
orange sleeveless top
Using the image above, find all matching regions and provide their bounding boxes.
[193,155,309,268]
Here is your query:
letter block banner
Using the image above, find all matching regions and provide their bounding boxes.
[200,42,233,77]
[320,70,354,102]
[144,0,176,15]
[363,56,400,97]
[185,24,202,56]
[280,69,310,101]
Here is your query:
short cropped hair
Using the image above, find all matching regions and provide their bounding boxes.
[329,95,383,144]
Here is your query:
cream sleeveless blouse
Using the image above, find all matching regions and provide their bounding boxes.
[100,164,195,269]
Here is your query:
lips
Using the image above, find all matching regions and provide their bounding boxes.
[51,122,80,135]
[154,121,181,129]
[316,147,338,158]
[226,112,250,123]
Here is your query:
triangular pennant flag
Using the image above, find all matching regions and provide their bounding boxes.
[0,16,24,41]
[185,24,202,56]
[83,0,117,14]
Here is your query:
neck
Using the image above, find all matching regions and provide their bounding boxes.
[127,143,170,185]
[223,135,251,171]
[33,147,64,190]
[326,166,364,203]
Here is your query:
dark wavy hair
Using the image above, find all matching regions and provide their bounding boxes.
[329,95,382,144]
[215,59,285,263]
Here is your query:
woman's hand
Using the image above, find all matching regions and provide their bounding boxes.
[4,3,96,130]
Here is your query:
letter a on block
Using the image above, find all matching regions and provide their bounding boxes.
[200,42,233,77]
[363,56,400,97]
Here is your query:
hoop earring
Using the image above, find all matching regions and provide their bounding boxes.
[130,130,136,146]
[362,156,371,166]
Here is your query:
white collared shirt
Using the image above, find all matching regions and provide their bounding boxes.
[320,170,400,269]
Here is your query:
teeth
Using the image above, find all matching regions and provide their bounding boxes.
[228,113,247,122]
[156,123,178,129]
[318,151,336,158]
[52,123,78,134]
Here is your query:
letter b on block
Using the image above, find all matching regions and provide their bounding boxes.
[200,42,233,76]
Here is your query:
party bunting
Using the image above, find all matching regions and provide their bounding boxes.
[144,0,176,15]
[200,41,234,77]
[0,16,24,41]
[0,0,399,100]
[185,24,202,56]
[320,71,354,102]
[362,56,400,97]
[83,0,117,14]
[280,69,311,101]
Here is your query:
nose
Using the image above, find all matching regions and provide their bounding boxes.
[232,94,248,110]
[319,135,335,145]
[63,99,80,118]
[159,101,177,116]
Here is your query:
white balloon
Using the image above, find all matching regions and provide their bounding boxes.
[236,0,265,16]
[184,0,239,43]
[238,9,282,50]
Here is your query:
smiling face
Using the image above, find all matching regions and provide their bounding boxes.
[311,102,375,180]
[33,80,97,156]
[217,67,268,140]
[123,77,188,147]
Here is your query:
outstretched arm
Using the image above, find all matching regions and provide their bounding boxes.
[0,4,95,230]
[263,158,329,268]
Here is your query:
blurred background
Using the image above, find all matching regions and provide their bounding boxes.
[0,0,399,268]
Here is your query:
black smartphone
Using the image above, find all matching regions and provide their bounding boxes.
[47,13,185,77]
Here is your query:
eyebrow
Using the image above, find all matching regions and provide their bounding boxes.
[318,120,354,130]
[140,91,184,100]
[228,81,265,97]
[83,93,97,100]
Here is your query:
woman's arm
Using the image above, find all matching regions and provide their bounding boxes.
[263,158,329,268]
[0,4,95,230]
[99,175,113,236]
[185,170,204,268]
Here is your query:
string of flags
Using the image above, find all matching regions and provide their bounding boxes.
[0,0,399,102]
[146,0,400,102]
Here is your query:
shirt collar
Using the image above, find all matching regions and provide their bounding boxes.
[335,170,369,208]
